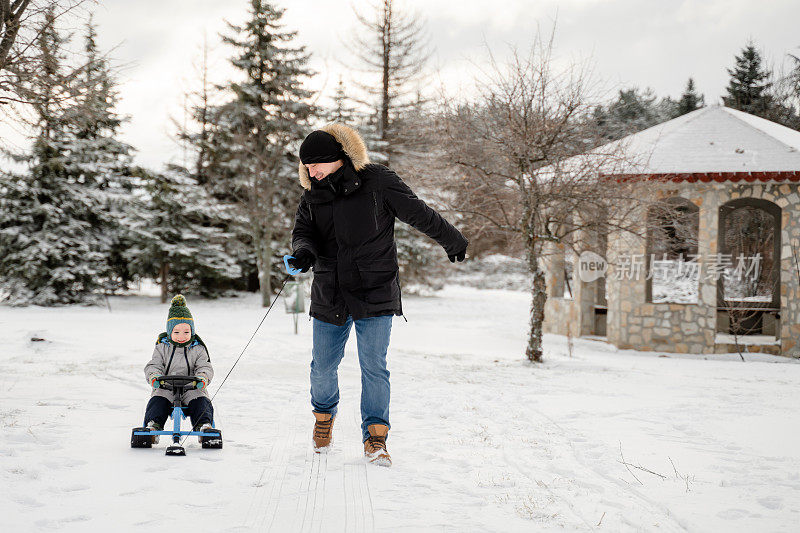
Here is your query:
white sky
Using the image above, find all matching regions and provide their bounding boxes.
[1,0,799,170]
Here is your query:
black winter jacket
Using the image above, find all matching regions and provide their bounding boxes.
[291,126,467,326]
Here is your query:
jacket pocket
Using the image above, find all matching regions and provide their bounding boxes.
[357,259,399,304]
[311,258,337,307]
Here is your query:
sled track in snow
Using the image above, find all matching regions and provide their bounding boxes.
[240,402,376,532]
[343,403,375,533]
[242,410,292,531]
[292,445,329,533]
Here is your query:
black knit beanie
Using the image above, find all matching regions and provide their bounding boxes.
[299,130,344,164]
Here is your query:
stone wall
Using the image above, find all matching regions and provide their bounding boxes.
[542,180,800,357]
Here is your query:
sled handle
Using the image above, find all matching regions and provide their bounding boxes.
[155,375,200,390]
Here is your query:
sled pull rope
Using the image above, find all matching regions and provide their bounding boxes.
[179,274,292,446]
[210,274,292,402]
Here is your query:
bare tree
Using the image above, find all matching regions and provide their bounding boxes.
[348,0,431,144]
[1,0,90,105]
[435,31,646,362]
[0,0,35,73]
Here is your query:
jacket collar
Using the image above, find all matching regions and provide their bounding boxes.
[306,163,362,203]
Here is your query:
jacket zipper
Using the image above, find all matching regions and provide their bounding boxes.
[372,191,379,231]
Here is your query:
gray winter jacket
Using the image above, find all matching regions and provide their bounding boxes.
[144,336,213,404]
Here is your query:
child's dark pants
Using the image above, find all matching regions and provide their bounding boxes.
[143,396,214,429]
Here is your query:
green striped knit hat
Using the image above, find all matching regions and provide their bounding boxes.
[167,294,195,336]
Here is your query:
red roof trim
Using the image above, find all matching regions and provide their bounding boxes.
[606,171,800,183]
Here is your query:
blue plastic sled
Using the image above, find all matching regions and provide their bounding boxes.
[131,375,222,456]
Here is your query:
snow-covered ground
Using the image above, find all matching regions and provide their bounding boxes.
[2,286,799,532]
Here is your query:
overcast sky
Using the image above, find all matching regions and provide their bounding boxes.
[2,0,799,170]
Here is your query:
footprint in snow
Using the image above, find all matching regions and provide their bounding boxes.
[56,484,91,493]
[716,508,751,520]
[184,477,214,484]
[13,495,44,508]
[758,496,783,510]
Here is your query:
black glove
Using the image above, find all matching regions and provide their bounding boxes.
[288,249,315,273]
[448,248,467,263]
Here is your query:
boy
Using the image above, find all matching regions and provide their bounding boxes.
[142,294,214,443]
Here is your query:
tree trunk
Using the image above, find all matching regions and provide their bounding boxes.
[0,0,32,72]
[524,203,546,363]
[380,0,391,141]
[254,228,273,308]
[527,263,547,363]
[159,261,170,304]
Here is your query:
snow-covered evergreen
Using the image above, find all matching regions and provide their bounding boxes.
[675,77,705,117]
[124,167,241,302]
[208,0,314,305]
[61,17,139,291]
[0,9,113,305]
[592,87,677,141]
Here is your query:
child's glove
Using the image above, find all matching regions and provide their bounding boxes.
[149,375,161,388]
[196,376,208,390]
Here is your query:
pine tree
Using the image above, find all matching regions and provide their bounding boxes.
[212,0,314,306]
[172,37,257,295]
[675,77,704,117]
[328,76,357,124]
[61,17,138,291]
[124,168,241,303]
[593,87,676,141]
[349,0,431,147]
[723,43,773,116]
[0,9,109,304]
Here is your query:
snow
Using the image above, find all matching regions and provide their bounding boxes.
[2,286,800,531]
[580,105,800,175]
[714,333,780,346]
[448,253,530,291]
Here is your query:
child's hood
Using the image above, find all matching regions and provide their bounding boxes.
[156,332,209,353]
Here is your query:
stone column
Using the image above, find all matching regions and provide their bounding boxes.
[694,187,719,353]
[778,185,800,356]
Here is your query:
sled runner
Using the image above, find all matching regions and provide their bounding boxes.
[131,375,222,456]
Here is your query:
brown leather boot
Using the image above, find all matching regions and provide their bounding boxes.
[312,412,335,452]
[364,424,391,467]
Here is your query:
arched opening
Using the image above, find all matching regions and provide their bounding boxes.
[717,198,781,336]
[646,197,700,303]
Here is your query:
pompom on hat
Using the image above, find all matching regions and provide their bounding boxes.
[166,294,194,336]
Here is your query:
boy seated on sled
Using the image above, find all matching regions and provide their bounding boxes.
[142,294,214,443]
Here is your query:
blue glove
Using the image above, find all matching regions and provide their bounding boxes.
[149,375,161,389]
[287,249,315,273]
[196,376,208,390]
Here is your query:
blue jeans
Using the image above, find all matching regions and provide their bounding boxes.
[310,315,393,442]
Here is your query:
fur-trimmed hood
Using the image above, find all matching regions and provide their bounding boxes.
[298,123,370,190]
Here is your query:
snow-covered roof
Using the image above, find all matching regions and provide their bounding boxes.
[597,105,800,175]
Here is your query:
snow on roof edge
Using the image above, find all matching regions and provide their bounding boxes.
[721,107,800,152]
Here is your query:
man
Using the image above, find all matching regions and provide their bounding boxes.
[289,124,467,467]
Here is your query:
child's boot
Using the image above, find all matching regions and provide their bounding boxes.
[364,424,391,467]
[146,420,162,444]
[312,412,335,452]
[197,422,212,443]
